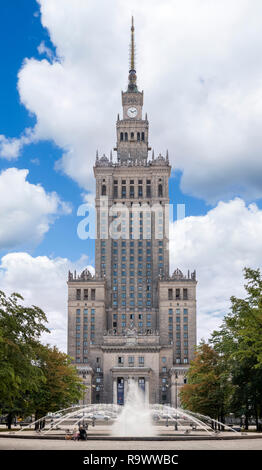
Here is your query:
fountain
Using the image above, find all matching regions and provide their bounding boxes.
[111,380,155,437]
[12,379,242,440]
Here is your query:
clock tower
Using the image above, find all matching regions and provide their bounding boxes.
[116,17,149,163]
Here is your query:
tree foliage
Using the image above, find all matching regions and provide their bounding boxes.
[0,290,84,429]
[180,268,262,430]
[0,291,49,426]
[180,342,230,421]
[32,345,85,421]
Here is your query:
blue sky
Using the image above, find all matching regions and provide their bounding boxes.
[1,0,262,350]
[0,0,212,264]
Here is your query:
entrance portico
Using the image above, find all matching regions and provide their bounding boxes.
[111,367,151,405]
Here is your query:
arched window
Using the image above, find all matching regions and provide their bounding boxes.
[158,184,163,197]
[102,185,106,196]
[120,132,123,141]
[125,132,128,141]
[141,132,145,141]
[131,132,134,139]
[137,132,140,141]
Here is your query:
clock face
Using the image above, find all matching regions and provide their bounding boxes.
[127,107,138,118]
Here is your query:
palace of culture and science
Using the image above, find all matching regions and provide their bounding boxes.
[67,19,197,406]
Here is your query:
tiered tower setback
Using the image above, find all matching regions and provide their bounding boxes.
[67,19,197,406]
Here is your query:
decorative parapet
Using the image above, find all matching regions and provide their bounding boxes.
[76,366,94,375]
[159,268,197,282]
[103,328,159,337]
[94,151,170,168]
[151,151,169,166]
[68,269,100,282]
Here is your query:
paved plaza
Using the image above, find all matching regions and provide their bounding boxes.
[0,436,262,450]
[1,425,262,451]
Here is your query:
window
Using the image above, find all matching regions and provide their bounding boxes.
[84,289,88,300]
[137,132,140,141]
[183,288,188,300]
[146,181,151,197]
[128,356,134,365]
[120,132,123,141]
[139,357,144,365]
[118,356,124,364]
[138,185,143,197]
[168,288,173,300]
[125,132,128,141]
[141,132,145,141]
[102,184,106,196]
[158,184,163,197]
[176,289,180,300]
[76,289,81,300]
[91,289,96,300]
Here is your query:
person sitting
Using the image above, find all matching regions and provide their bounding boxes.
[78,426,87,441]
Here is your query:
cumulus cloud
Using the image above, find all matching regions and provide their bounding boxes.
[37,41,54,60]
[1,0,260,201]
[0,129,35,159]
[0,252,94,352]
[169,198,262,341]
[0,167,71,250]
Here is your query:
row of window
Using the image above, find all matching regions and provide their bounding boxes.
[119,131,145,142]
[168,288,188,301]
[102,240,161,247]
[76,289,96,301]
[76,308,95,315]
[117,356,145,365]
[102,182,163,198]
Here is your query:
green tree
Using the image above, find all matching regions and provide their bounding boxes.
[180,342,230,424]
[31,345,85,424]
[0,291,49,428]
[211,268,262,430]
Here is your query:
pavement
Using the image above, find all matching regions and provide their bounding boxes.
[0,425,262,450]
[0,436,262,450]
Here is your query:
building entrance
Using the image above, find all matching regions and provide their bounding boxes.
[117,378,124,405]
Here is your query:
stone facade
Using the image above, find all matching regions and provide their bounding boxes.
[67,20,197,407]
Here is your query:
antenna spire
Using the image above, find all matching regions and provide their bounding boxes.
[130,16,135,71]
[128,16,138,92]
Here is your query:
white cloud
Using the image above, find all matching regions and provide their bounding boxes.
[1,0,261,201]
[1,199,261,350]
[37,41,54,60]
[169,198,262,341]
[0,129,35,159]
[0,252,94,352]
[0,167,71,250]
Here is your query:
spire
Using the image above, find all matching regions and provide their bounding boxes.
[128,16,138,92]
[130,16,135,71]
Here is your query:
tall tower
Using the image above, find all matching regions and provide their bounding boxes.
[67,18,197,406]
[94,17,170,328]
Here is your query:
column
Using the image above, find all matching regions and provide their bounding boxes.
[145,377,150,404]
[113,378,117,404]
[124,377,128,404]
